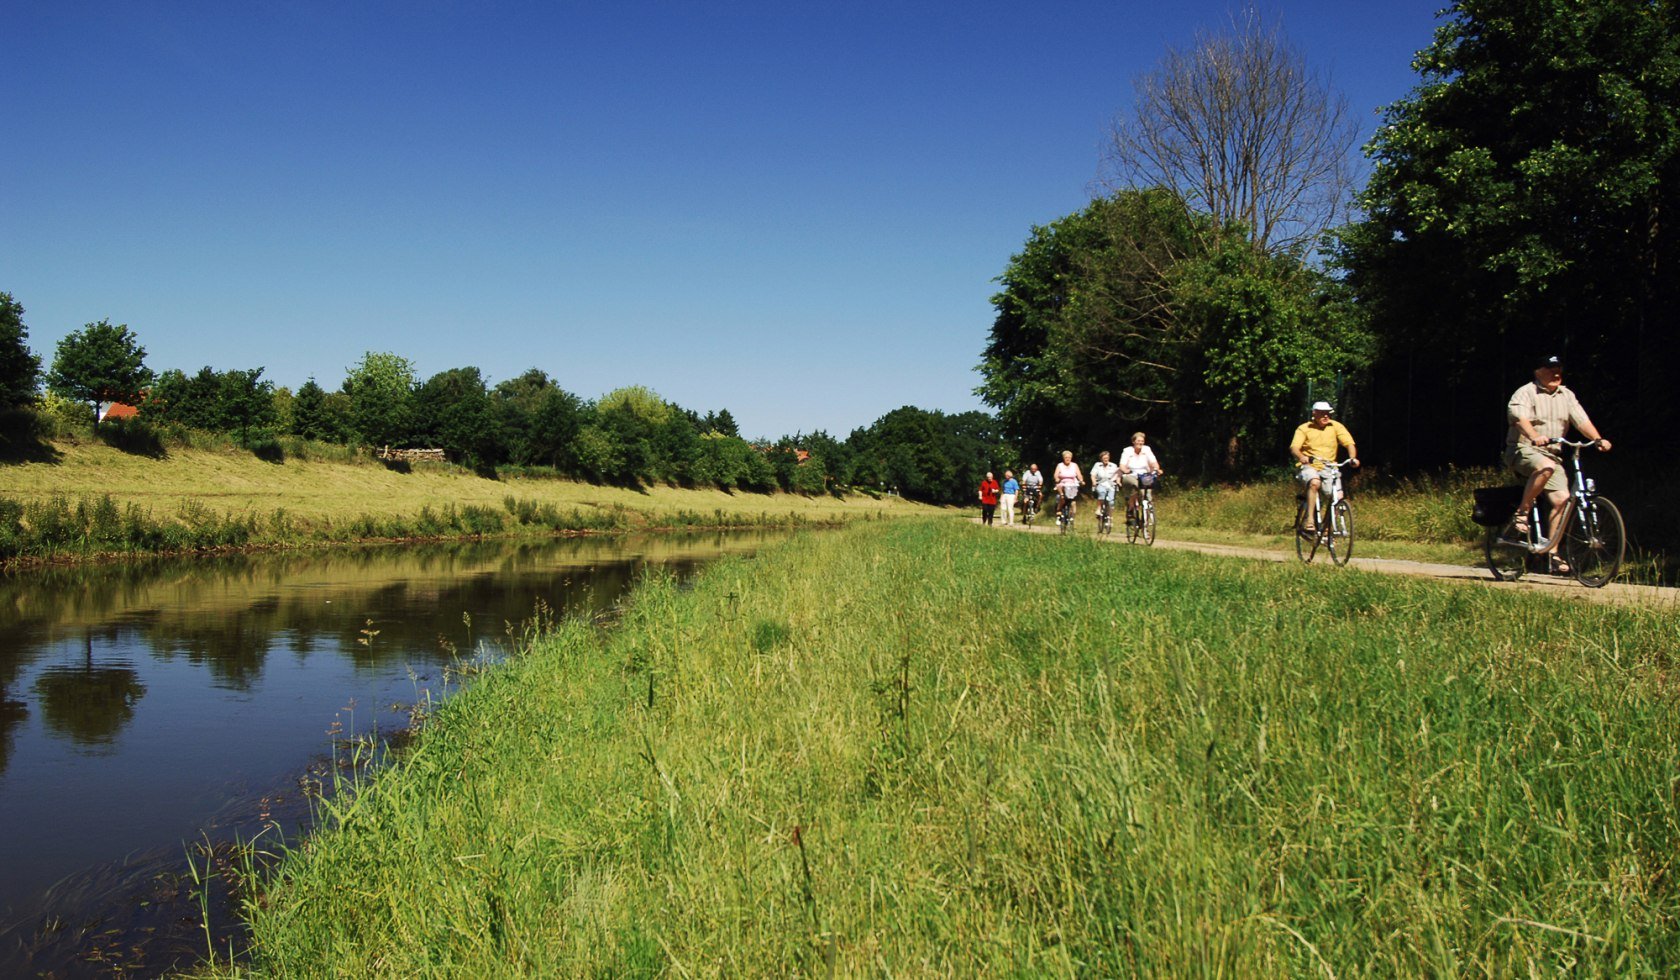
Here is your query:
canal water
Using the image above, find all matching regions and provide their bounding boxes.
[0,531,788,977]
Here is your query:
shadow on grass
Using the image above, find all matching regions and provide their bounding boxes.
[0,432,61,465]
[0,409,63,463]
[93,420,168,459]
[251,441,286,465]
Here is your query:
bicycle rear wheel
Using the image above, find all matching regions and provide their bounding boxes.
[1484,517,1528,582]
[1326,499,1353,566]
[1564,496,1625,588]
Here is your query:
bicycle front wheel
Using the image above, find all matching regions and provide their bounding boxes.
[1564,497,1625,588]
[1141,502,1156,546]
[1484,518,1528,582]
[1294,500,1314,563]
[1327,499,1353,566]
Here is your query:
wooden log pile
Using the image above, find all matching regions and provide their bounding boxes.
[376,447,448,463]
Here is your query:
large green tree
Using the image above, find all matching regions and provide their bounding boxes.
[290,378,345,442]
[1341,0,1680,466]
[46,320,154,423]
[342,351,417,448]
[414,366,501,470]
[0,292,42,409]
[979,190,1370,476]
[491,369,583,471]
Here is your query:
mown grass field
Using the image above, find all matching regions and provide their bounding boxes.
[0,439,931,561]
[205,519,1680,976]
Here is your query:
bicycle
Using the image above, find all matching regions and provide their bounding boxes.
[1294,457,1354,566]
[1055,486,1078,535]
[1094,488,1116,536]
[1484,438,1624,588]
[1126,477,1158,546]
[1020,488,1040,526]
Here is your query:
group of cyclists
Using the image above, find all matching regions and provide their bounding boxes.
[978,431,1165,532]
[974,353,1612,573]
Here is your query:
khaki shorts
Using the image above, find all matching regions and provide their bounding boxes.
[1505,444,1567,493]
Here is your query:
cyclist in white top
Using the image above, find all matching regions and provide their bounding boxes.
[1090,450,1120,525]
[1119,431,1163,520]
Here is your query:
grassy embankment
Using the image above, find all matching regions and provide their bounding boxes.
[0,438,930,563]
[206,519,1680,975]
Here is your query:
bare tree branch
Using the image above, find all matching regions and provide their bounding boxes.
[1101,8,1358,256]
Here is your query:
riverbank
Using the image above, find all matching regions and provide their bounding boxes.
[0,440,933,565]
[205,520,1680,975]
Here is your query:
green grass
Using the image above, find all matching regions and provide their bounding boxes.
[203,520,1680,976]
[0,439,933,563]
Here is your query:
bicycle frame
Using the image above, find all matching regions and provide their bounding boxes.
[1485,438,1624,588]
[1507,441,1591,550]
[1296,457,1354,566]
[1127,487,1156,545]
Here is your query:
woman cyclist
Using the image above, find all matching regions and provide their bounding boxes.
[1119,432,1164,524]
[1053,450,1085,527]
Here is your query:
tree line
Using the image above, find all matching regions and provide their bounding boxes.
[0,297,1009,504]
[980,1,1680,485]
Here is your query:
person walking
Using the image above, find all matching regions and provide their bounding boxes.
[999,470,1019,525]
[978,471,1001,526]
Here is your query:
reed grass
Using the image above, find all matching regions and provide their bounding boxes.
[202,520,1680,976]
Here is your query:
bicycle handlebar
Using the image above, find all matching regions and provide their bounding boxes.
[1543,438,1604,449]
[1304,455,1357,469]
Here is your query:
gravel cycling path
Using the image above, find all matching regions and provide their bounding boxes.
[989,518,1679,608]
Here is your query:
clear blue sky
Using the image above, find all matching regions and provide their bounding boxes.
[3,1,1444,439]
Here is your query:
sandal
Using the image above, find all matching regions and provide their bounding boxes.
[1550,556,1573,576]
[1511,511,1531,535]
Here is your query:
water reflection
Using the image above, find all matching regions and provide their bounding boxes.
[0,530,786,978]
[34,635,147,748]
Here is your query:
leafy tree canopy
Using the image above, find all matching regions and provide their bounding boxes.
[980,190,1372,476]
[0,292,42,409]
[46,319,154,422]
[415,366,500,469]
[1340,0,1680,464]
[342,351,417,447]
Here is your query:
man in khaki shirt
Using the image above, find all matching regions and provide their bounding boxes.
[1504,354,1611,554]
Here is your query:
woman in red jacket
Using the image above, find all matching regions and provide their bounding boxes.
[978,472,1001,526]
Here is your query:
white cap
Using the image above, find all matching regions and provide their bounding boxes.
[1310,400,1333,412]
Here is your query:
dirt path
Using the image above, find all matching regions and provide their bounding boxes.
[985,518,1679,609]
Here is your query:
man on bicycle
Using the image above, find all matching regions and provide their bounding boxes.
[1505,355,1611,552]
[1290,401,1359,533]
[1090,450,1120,527]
